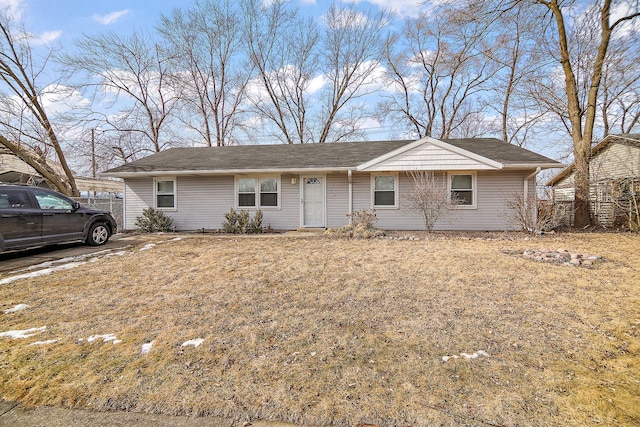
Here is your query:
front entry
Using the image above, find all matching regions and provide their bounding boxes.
[302,176,325,227]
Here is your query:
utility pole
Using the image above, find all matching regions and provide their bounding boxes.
[91,128,96,199]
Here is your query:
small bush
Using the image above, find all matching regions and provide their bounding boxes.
[222,208,239,233]
[238,210,250,233]
[248,209,264,234]
[222,208,263,234]
[326,209,385,238]
[135,207,174,233]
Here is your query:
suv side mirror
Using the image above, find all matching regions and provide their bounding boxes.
[72,201,81,211]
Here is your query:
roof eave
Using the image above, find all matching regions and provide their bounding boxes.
[100,166,356,178]
[503,163,565,169]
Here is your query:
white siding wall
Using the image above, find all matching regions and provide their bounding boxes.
[124,178,154,230]
[124,174,302,231]
[352,170,531,231]
[326,172,350,228]
[124,170,535,231]
[171,175,234,230]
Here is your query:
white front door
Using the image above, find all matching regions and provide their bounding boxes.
[302,176,324,227]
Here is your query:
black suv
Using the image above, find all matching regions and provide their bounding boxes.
[0,184,117,252]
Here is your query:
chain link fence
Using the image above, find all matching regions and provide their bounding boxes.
[74,197,123,231]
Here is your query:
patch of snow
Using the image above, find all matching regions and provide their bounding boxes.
[87,334,118,343]
[28,339,59,346]
[139,244,156,251]
[442,350,490,362]
[0,326,47,339]
[3,304,29,314]
[169,237,182,242]
[181,338,204,348]
[140,341,154,355]
[0,262,85,285]
[1,247,132,286]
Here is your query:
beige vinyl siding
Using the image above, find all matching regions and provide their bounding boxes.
[326,172,350,228]
[123,178,154,230]
[351,171,530,231]
[363,142,496,171]
[591,142,640,181]
[555,141,640,189]
[264,174,299,230]
[124,170,535,231]
[170,175,234,230]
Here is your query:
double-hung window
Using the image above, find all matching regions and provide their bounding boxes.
[449,172,476,209]
[155,178,176,209]
[238,178,256,207]
[372,174,398,208]
[237,177,279,208]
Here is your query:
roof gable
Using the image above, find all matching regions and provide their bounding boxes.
[357,136,503,171]
[547,134,640,186]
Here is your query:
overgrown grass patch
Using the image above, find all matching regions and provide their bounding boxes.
[1,233,638,426]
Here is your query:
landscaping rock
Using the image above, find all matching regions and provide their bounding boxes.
[510,248,603,267]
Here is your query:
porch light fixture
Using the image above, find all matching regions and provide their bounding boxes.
[291,177,298,185]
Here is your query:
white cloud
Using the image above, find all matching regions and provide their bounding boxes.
[300,0,316,4]
[30,30,62,45]
[348,0,424,18]
[0,0,23,19]
[40,84,91,114]
[611,0,640,37]
[93,9,130,26]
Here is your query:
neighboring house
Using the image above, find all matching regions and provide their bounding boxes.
[547,133,640,227]
[0,146,123,194]
[102,136,562,232]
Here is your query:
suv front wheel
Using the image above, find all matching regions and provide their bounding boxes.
[86,223,110,246]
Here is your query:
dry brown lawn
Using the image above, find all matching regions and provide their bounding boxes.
[0,232,639,426]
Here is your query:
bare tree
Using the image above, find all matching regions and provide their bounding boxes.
[242,0,319,144]
[0,12,78,195]
[404,171,458,232]
[62,30,181,160]
[483,4,551,146]
[533,0,640,227]
[158,0,251,146]
[243,1,390,144]
[378,4,498,139]
[599,35,640,135]
[317,2,393,143]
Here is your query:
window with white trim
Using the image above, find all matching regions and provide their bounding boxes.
[155,178,176,209]
[449,172,476,208]
[372,174,398,208]
[237,176,280,208]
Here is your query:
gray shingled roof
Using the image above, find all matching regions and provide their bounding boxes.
[103,138,561,176]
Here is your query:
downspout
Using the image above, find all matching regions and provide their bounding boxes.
[348,169,353,223]
[524,167,542,226]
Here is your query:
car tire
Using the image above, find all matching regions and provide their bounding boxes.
[86,223,110,246]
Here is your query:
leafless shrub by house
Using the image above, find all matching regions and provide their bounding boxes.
[404,171,459,232]
[505,191,562,233]
[325,209,384,238]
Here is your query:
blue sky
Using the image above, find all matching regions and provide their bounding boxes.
[2,0,577,171]
[13,0,424,43]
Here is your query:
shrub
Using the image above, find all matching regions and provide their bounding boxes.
[326,209,384,238]
[222,208,239,233]
[238,210,250,233]
[222,208,263,234]
[135,207,174,233]
[248,209,264,234]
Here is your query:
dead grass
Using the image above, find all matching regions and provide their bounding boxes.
[1,233,639,426]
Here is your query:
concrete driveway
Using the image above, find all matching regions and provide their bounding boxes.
[0,234,151,275]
